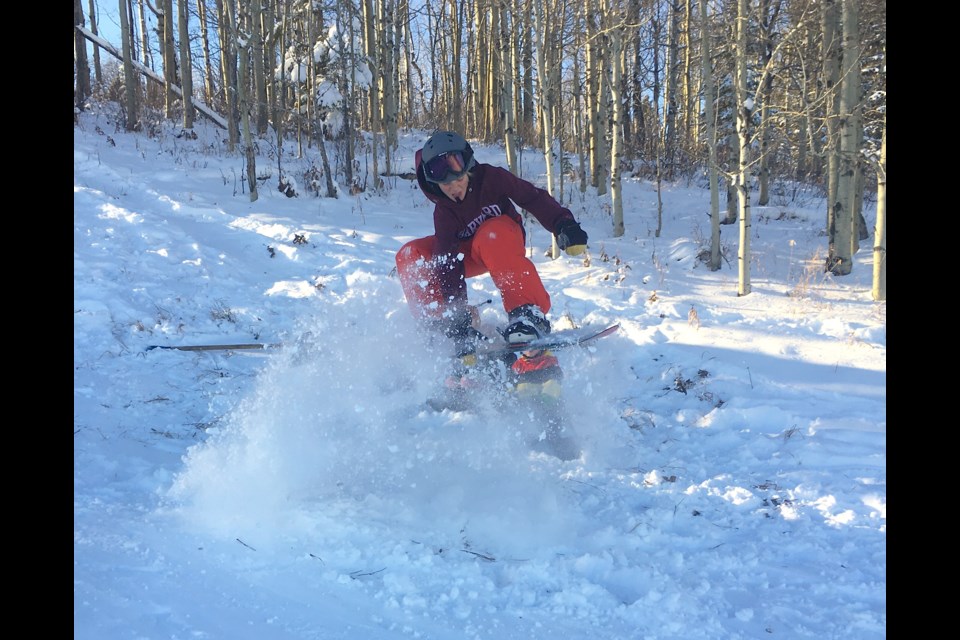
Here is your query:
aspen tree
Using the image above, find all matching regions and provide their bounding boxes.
[735,0,752,296]
[177,0,194,131]
[158,0,177,118]
[821,0,840,257]
[755,0,784,207]
[75,0,92,107]
[237,0,258,201]
[828,0,859,276]
[196,0,217,107]
[87,0,103,84]
[499,0,518,173]
[119,0,140,130]
[217,0,240,149]
[608,0,626,238]
[871,113,885,301]
[700,0,722,271]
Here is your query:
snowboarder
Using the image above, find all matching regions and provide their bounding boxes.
[396,130,587,355]
[395,131,587,459]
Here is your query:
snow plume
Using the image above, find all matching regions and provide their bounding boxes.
[164,288,585,556]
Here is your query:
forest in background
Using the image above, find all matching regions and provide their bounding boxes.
[73,0,886,298]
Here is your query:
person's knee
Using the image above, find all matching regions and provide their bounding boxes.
[475,216,523,251]
[396,242,414,266]
[396,238,430,269]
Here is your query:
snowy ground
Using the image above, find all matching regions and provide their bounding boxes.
[74,104,886,639]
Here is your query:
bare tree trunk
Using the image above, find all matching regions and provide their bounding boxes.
[272,0,288,195]
[700,0,721,271]
[262,0,277,132]
[249,0,267,135]
[307,1,338,198]
[341,6,357,189]
[119,0,140,130]
[87,0,103,84]
[217,0,240,150]
[853,123,868,249]
[521,0,535,138]
[534,0,560,258]
[651,4,664,237]
[871,113,885,301]
[137,0,151,68]
[755,0,783,207]
[735,0,752,296]
[75,0,92,109]
[608,0,625,238]
[821,0,840,239]
[177,0,194,131]
[364,0,383,191]
[450,0,465,133]
[394,0,407,132]
[571,39,587,194]
[681,0,694,155]
[849,5,867,253]
[382,0,398,164]
[596,14,610,197]
[491,2,503,140]
[237,0,258,201]
[137,0,165,106]
[629,0,647,158]
[473,1,490,138]
[500,0,518,173]
[534,0,555,193]
[661,0,680,179]
[197,0,217,106]
[398,0,415,127]
[424,3,439,121]
[827,0,858,276]
[584,0,607,194]
[510,2,523,145]
[796,21,816,179]
[157,0,178,118]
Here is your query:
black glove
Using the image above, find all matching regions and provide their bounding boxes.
[555,219,588,256]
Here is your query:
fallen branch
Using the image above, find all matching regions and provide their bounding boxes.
[75,26,228,130]
[145,342,282,352]
[461,549,496,562]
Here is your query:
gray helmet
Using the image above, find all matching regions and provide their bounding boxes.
[421,131,476,183]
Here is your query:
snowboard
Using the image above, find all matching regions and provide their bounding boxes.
[473,322,620,359]
[424,323,621,460]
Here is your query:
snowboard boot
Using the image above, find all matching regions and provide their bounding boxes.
[503,304,551,345]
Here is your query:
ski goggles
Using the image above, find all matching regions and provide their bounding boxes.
[423,151,468,183]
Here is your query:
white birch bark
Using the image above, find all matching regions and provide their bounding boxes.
[871,114,885,301]
[700,0,721,271]
[735,0,752,296]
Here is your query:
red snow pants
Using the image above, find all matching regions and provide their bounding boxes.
[395,215,551,320]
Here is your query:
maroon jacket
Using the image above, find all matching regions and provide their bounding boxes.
[415,149,576,307]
